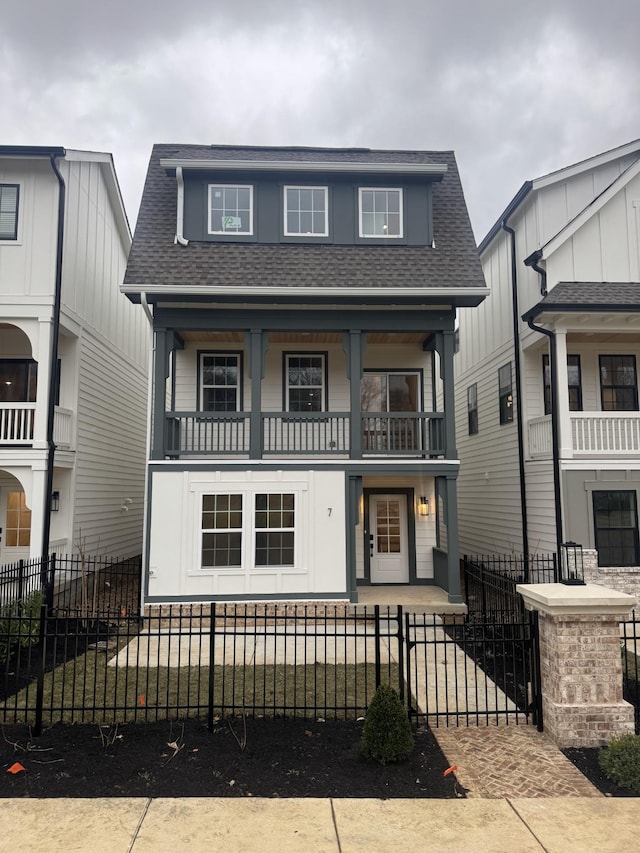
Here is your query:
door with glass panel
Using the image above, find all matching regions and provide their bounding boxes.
[0,489,31,564]
[368,494,409,583]
[361,372,420,453]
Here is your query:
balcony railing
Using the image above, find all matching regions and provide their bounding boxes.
[164,411,445,458]
[0,404,35,444]
[572,413,640,454]
[527,412,640,458]
[53,407,73,448]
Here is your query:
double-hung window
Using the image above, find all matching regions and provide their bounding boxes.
[285,353,326,412]
[0,184,19,241]
[208,184,253,235]
[599,355,638,411]
[255,493,295,567]
[200,353,241,412]
[358,188,403,238]
[498,363,513,424]
[284,186,328,236]
[543,354,582,415]
[201,494,243,568]
[467,384,478,435]
[593,490,640,567]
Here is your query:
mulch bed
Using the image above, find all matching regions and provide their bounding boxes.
[0,717,464,799]
[562,747,637,797]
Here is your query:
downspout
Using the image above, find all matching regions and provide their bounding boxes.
[524,254,563,555]
[174,167,189,246]
[501,220,529,561]
[41,153,66,566]
[140,292,155,611]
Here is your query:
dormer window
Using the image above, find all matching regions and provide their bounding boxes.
[358,188,403,238]
[284,186,328,236]
[208,184,253,235]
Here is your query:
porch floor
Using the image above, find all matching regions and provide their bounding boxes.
[353,584,467,615]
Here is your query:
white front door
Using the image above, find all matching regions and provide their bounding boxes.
[0,488,32,565]
[369,494,409,584]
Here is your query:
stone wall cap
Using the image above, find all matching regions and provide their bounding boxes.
[516,583,637,616]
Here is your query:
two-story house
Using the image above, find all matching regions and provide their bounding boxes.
[0,146,148,565]
[456,139,640,572]
[123,144,486,605]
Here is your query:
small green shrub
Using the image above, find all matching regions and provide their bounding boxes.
[599,734,640,794]
[0,589,44,662]
[361,683,414,765]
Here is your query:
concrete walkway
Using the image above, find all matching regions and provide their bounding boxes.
[1,796,638,852]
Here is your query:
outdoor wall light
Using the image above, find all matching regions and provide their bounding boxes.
[418,496,430,517]
[560,541,585,585]
[51,491,60,512]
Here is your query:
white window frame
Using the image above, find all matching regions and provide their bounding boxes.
[199,352,242,412]
[200,494,243,569]
[284,353,327,412]
[195,490,298,572]
[0,183,20,243]
[283,185,329,237]
[358,187,403,239]
[208,184,254,235]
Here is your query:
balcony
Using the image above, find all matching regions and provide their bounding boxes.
[0,404,74,448]
[527,412,640,459]
[163,411,445,459]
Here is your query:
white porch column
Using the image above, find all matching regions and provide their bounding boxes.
[33,319,54,450]
[28,462,48,559]
[554,328,573,459]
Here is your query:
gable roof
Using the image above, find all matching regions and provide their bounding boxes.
[123,144,486,303]
[479,138,640,254]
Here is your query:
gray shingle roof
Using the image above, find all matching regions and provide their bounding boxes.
[124,144,485,295]
[523,281,640,320]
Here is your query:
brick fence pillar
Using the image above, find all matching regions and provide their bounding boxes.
[517,584,636,748]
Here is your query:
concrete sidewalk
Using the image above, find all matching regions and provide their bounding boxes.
[1,796,638,852]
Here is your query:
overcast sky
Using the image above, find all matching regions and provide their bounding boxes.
[2,0,639,240]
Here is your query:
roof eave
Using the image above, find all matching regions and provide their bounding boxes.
[159,158,448,177]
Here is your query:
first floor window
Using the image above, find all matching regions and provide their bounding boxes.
[358,188,403,238]
[284,186,328,236]
[200,492,295,569]
[0,359,37,402]
[543,354,582,415]
[467,383,478,435]
[600,355,638,411]
[0,184,19,240]
[208,184,253,235]
[498,362,513,424]
[593,490,640,567]
[255,493,295,566]
[201,494,242,567]
[200,353,241,411]
[285,353,326,411]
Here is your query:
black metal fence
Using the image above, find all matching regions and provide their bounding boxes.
[463,553,558,621]
[622,611,640,734]
[1,601,538,733]
[0,554,141,614]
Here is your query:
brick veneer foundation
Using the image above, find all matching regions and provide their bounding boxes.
[582,548,640,597]
[517,583,636,748]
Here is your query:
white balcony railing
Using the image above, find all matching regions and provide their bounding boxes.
[0,403,35,444]
[528,412,640,458]
[572,413,640,454]
[527,415,553,458]
[53,406,73,448]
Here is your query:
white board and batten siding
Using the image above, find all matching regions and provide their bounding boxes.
[148,469,347,600]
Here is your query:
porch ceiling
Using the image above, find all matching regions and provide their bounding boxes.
[179,331,427,345]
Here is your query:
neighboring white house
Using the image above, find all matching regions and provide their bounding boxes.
[456,139,640,571]
[0,146,148,564]
[122,143,486,605]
